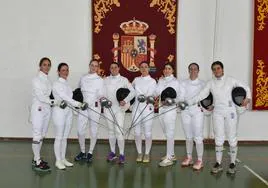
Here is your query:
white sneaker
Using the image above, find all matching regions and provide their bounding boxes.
[136,153,143,162]
[55,160,66,170]
[62,159,74,167]
[161,155,177,162]
[159,158,174,167]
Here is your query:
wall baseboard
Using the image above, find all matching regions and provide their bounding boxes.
[0,137,268,145]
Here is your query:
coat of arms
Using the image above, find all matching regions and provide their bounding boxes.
[112,18,157,72]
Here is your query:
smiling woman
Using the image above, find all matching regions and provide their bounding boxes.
[52,62,83,170]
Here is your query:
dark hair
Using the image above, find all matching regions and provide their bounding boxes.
[211,61,224,70]
[57,62,68,72]
[188,62,199,70]
[39,57,51,67]
[110,62,120,68]
[164,62,175,70]
[89,59,99,65]
[139,61,150,67]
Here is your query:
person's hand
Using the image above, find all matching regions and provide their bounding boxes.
[120,100,126,106]
[207,105,214,111]
[241,98,250,107]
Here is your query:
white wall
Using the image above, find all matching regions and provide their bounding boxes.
[0,0,267,140]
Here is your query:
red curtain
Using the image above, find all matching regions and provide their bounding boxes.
[252,0,268,110]
[92,0,178,81]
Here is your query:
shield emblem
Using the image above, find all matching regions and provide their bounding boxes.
[121,36,147,72]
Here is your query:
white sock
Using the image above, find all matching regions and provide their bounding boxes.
[32,142,41,164]
[61,139,67,160]
[88,137,97,154]
[167,138,174,158]
[78,134,85,153]
[196,142,204,161]
[230,146,238,164]
[215,145,223,164]
[109,137,116,153]
[40,140,43,149]
[118,139,125,155]
[54,138,61,161]
[135,135,142,154]
[186,139,193,158]
[145,136,152,155]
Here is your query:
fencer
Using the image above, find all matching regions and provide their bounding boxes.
[31,57,53,172]
[155,63,181,167]
[104,62,135,164]
[180,63,205,170]
[74,59,104,163]
[52,63,86,170]
[132,61,156,163]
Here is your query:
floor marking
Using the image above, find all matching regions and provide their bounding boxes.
[237,158,268,187]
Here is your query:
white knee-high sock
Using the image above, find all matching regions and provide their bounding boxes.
[215,145,223,164]
[186,139,193,158]
[54,138,61,161]
[167,138,174,158]
[32,142,41,164]
[61,139,67,160]
[109,137,116,153]
[118,140,125,155]
[230,146,238,164]
[135,135,142,154]
[145,136,152,155]
[78,134,85,153]
[88,137,97,154]
[196,142,204,161]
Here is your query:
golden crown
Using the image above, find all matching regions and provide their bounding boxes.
[120,18,149,35]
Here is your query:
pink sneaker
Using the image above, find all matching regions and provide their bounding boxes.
[193,160,203,170]
[181,157,193,167]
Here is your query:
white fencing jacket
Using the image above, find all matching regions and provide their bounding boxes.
[52,77,80,108]
[32,71,53,107]
[132,75,156,109]
[180,78,205,109]
[80,73,104,106]
[104,74,135,113]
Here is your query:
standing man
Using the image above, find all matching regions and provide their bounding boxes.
[180,63,205,170]
[104,62,135,164]
[75,59,104,163]
[187,61,251,174]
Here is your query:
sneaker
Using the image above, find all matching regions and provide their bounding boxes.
[181,157,193,167]
[136,153,143,162]
[159,158,174,167]
[34,161,51,172]
[86,153,93,163]
[62,159,74,167]
[143,154,150,163]
[107,152,117,162]
[74,152,86,161]
[161,155,177,162]
[118,155,125,164]
[193,160,203,170]
[227,163,236,175]
[211,162,223,174]
[32,159,48,166]
[55,160,66,170]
